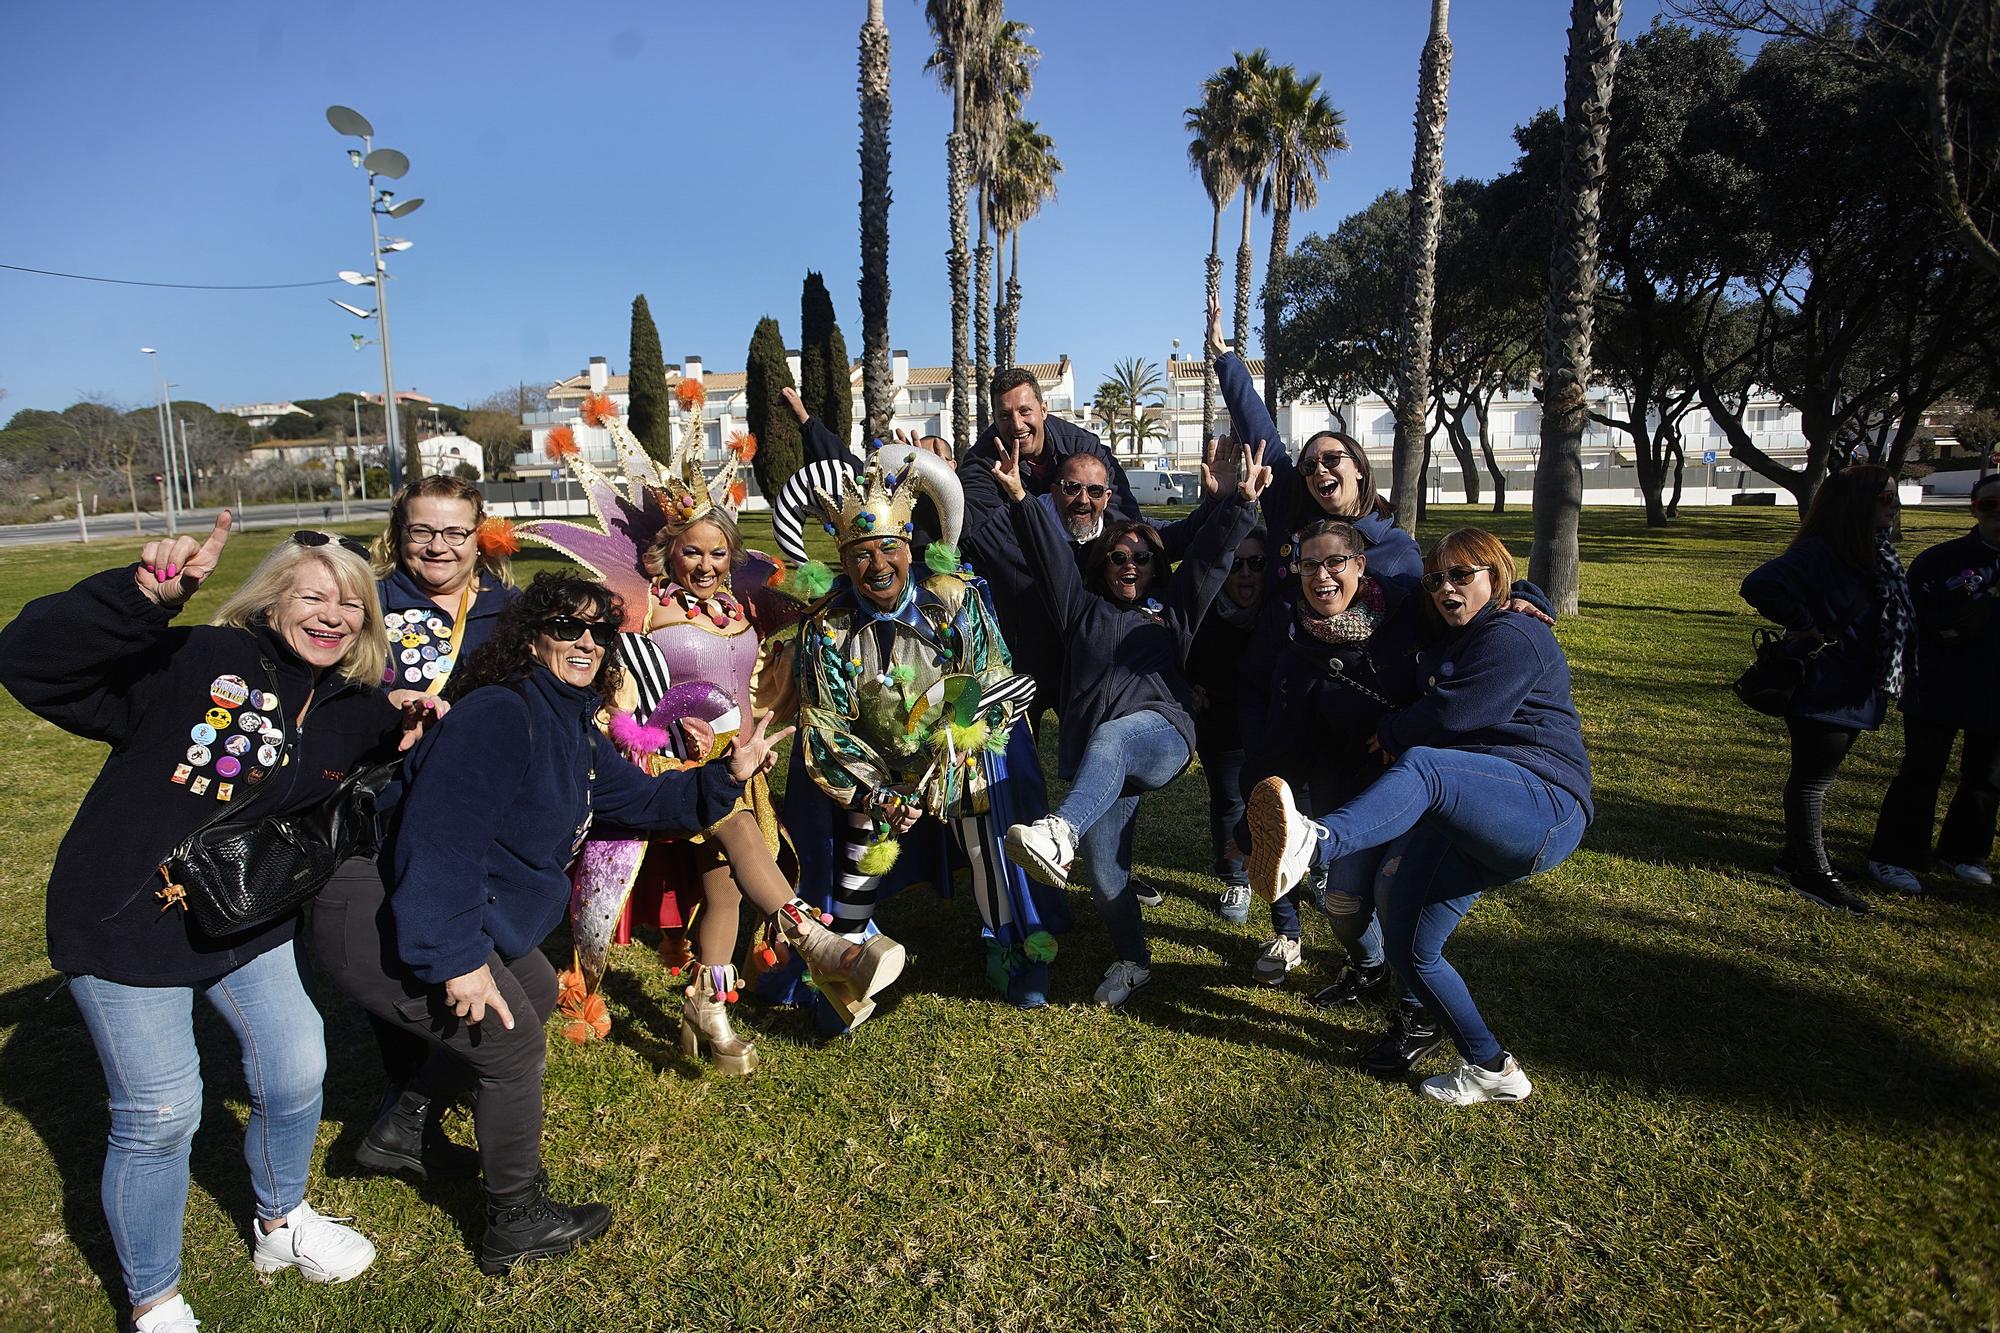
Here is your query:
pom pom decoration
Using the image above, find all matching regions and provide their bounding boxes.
[676,378,707,410]
[781,558,836,601]
[476,515,520,557]
[729,479,748,507]
[1023,930,1059,963]
[728,431,758,461]
[544,425,579,460]
[856,835,900,877]
[580,393,619,427]
[560,992,611,1045]
[924,540,963,576]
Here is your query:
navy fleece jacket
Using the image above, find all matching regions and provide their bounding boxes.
[1739,535,1889,730]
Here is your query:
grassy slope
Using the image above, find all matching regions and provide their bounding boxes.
[0,507,1994,1331]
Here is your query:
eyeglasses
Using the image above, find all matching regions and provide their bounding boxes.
[1421,564,1494,592]
[1300,450,1354,475]
[1057,479,1110,500]
[291,531,372,560]
[1107,549,1155,569]
[405,524,474,547]
[541,615,617,648]
[1231,555,1266,574]
[1297,553,1356,577]
[1974,495,2000,514]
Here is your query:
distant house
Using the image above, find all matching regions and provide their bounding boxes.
[220,401,311,430]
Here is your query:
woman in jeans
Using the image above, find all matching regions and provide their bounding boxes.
[1249,529,1592,1105]
[997,440,1267,1006]
[1741,464,1912,914]
[0,516,434,1333]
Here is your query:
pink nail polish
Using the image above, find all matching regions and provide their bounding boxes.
[165,564,178,579]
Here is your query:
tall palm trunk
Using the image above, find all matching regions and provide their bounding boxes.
[1203,201,1222,439]
[1233,187,1254,361]
[946,66,972,457]
[1261,186,1292,423]
[859,0,894,440]
[999,229,1022,368]
[1394,0,1453,533]
[974,185,993,431]
[1530,0,1621,616]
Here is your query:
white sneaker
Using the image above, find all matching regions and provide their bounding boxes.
[1421,1055,1534,1105]
[1866,860,1923,894]
[1093,960,1152,1007]
[1246,777,1320,903]
[251,1201,377,1284]
[135,1295,201,1333]
[1005,816,1077,889]
[1217,884,1252,924]
[1948,862,1994,886]
[1250,935,1303,986]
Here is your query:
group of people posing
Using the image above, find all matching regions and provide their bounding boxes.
[7,291,1990,1331]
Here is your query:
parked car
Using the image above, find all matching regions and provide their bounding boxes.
[1124,468,1197,506]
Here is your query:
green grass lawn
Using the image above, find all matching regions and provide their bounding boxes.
[0,505,1995,1330]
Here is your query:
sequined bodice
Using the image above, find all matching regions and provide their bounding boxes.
[645,602,760,707]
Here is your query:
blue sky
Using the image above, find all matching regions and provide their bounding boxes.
[1,0,1672,419]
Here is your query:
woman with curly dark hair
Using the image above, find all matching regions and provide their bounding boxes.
[312,572,821,1275]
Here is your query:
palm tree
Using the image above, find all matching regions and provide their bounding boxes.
[1186,89,1241,440]
[990,117,1060,369]
[859,0,894,439]
[1095,358,1167,457]
[1257,66,1349,422]
[1393,0,1455,532]
[1530,0,1622,615]
[925,0,1000,457]
[1213,51,1276,363]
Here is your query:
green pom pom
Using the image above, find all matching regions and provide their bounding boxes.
[925,541,962,576]
[887,663,916,687]
[856,835,900,877]
[783,559,835,601]
[1023,931,1059,964]
[985,940,1014,994]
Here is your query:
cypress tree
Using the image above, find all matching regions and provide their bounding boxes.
[627,293,671,464]
[743,316,803,503]
[801,271,856,448]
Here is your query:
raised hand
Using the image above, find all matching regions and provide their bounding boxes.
[1237,440,1273,504]
[1199,436,1239,498]
[1207,291,1227,358]
[137,509,233,608]
[779,385,810,425]
[725,710,796,783]
[991,439,1027,502]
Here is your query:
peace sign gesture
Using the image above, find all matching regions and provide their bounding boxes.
[137,510,233,608]
[726,710,796,784]
[991,439,1027,503]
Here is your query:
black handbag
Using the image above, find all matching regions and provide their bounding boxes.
[1731,627,1822,717]
[159,759,401,938]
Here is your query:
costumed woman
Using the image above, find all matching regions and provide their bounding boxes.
[767,439,1069,1027]
[516,386,902,1066]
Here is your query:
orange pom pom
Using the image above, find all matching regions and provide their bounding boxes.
[676,379,706,410]
[557,967,586,1008]
[545,425,578,460]
[728,480,747,506]
[728,431,758,461]
[580,393,619,427]
[582,992,610,1038]
[476,516,519,557]
[756,945,778,968]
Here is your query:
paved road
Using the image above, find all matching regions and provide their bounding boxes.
[0,500,394,550]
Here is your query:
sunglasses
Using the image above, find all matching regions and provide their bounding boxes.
[1057,479,1111,500]
[1107,549,1155,569]
[541,615,617,648]
[1300,450,1354,475]
[1298,553,1356,577]
[406,524,474,547]
[1975,496,2000,514]
[1421,564,1494,592]
[1231,555,1266,574]
[292,531,372,560]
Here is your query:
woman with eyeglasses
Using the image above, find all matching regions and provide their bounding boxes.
[311,572,818,1275]
[1204,293,1421,593]
[995,440,1268,1006]
[0,517,451,1332]
[1184,525,1268,925]
[1867,474,2000,892]
[1741,464,1914,913]
[1247,529,1591,1105]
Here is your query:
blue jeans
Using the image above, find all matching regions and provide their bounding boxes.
[1273,847,1386,970]
[1198,741,1247,886]
[1315,748,1586,1066]
[68,941,327,1306]
[1057,709,1191,966]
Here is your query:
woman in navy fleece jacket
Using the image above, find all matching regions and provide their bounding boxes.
[1247,529,1592,1107]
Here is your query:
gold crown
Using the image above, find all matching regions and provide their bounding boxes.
[811,449,920,548]
[645,400,743,538]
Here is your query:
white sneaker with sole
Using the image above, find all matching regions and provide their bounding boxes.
[1421,1055,1534,1105]
[1866,860,1923,894]
[134,1295,201,1333]
[1250,935,1303,986]
[251,1201,377,1284]
[1217,884,1252,924]
[1005,816,1077,889]
[1948,862,1993,886]
[1093,960,1152,1007]
[1246,777,1321,903]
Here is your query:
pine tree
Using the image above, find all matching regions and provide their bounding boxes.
[743,316,803,503]
[626,294,671,464]
[800,271,857,447]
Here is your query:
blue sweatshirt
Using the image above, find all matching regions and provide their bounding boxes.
[383,665,745,983]
[1899,527,2000,730]
[376,566,517,691]
[1375,602,1595,820]
[1739,535,1888,730]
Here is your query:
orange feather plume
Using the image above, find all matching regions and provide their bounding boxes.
[728,431,758,461]
[675,378,706,410]
[476,516,520,557]
[580,393,619,427]
[544,425,578,460]
[728,480,748,506]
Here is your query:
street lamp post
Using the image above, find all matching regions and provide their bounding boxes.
[325,105,425,489]
[139,347,179,535]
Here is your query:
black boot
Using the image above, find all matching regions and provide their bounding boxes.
[478,1171,612,1276]
[1310,961,1390,1008]
[1359,1001,1443,1079]
[354,1089,480,1182]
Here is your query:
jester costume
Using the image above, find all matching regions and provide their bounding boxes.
[766,444,1071,1021]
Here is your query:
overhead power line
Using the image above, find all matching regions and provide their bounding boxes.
[0,262,339,291]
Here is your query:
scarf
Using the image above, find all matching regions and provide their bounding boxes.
[1297,575,1386,646]
[1215,594,1260,630]
[1874,532,1916,698]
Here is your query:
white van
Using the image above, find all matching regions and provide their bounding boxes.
[1124,469,1195,506]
